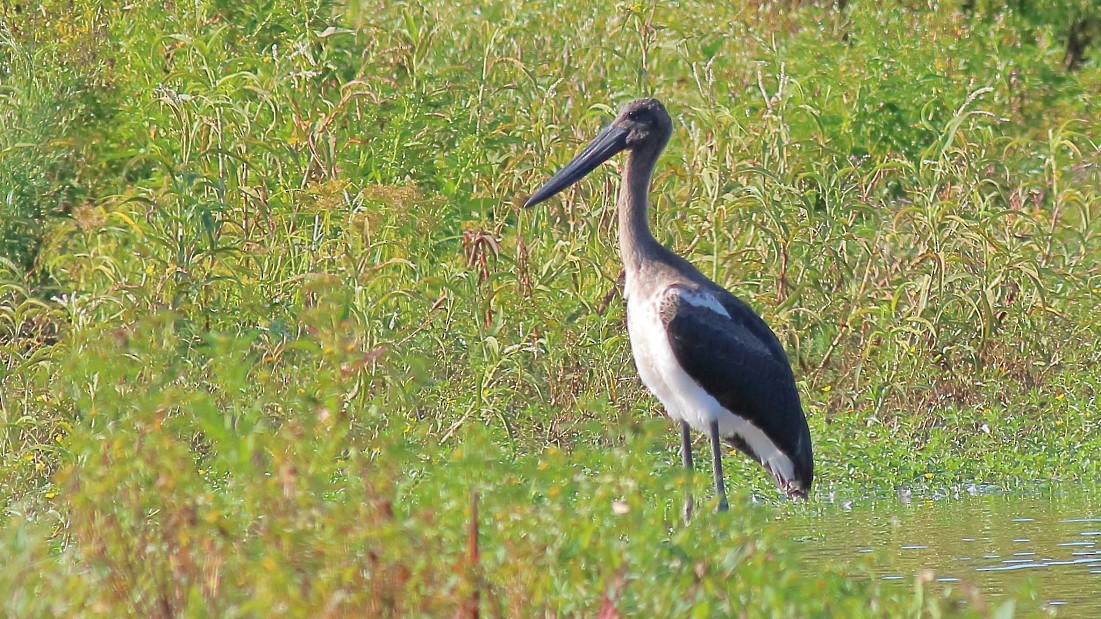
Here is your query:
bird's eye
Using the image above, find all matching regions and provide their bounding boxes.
[628,110,646,123]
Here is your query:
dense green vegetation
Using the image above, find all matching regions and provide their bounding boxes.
[2,0,1099,615]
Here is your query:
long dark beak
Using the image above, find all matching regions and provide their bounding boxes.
[524,125,629,208]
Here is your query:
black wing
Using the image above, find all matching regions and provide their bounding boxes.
[661,284,813,488]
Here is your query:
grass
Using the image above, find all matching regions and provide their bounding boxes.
[2,0,1100,615]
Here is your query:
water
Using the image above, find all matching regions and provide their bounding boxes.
[788,486,1100,616]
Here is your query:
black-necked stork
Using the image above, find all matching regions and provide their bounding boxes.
[525,98,813,516]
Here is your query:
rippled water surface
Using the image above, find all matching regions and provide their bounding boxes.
[788,486,1100,616]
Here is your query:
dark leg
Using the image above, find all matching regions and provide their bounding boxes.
[680,421,694,522]
[709,420,728,512]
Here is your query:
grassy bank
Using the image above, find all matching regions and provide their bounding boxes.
[2,0,1099,615]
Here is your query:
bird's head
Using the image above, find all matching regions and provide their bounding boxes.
[616,97,673,151]
[524,98,672,208]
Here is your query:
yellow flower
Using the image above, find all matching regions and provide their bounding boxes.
[45,491,57,499]
[923,472,934,479]
[821,385,832,393]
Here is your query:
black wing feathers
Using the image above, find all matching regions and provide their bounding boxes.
[662,284,813,476]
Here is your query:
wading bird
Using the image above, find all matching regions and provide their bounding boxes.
[525,99,813,517]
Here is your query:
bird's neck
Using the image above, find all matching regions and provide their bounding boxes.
[618,148,663,275]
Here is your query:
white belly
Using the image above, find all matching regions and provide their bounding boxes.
[626,294,728,434]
